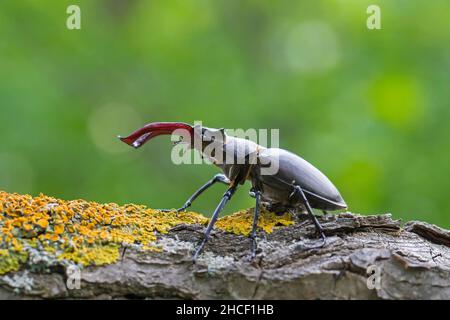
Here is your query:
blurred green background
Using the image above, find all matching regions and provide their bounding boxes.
[1,0,449,227]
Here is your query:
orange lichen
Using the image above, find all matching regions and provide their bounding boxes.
[54,225,64,235]
[37,219,49,229]
[0,191,293,274]
[0,191,207,272]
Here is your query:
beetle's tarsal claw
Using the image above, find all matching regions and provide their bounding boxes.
[193,239,207,262]
[248,237,258,261]
[318,234,327,247]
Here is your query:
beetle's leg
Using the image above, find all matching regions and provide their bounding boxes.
[193,185,237,263]
[248,190,262,259]
[291,185,326,246]
[159,174,229,213]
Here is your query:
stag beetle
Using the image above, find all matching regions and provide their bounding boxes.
[119,122,347,262]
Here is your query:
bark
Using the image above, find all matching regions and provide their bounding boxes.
[1,212,450,299]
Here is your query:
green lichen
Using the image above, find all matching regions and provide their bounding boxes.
[0,249,28,275]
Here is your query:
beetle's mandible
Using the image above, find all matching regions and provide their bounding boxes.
[119,122,347,262]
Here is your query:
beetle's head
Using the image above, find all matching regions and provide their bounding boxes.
[192,124,226,153]
[118,122,193,149]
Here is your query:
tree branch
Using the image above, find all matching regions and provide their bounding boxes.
[1,209,450,299]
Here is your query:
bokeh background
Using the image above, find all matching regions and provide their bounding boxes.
[1,0,449,227]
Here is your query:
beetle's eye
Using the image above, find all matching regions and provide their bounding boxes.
[203,134,214,142]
